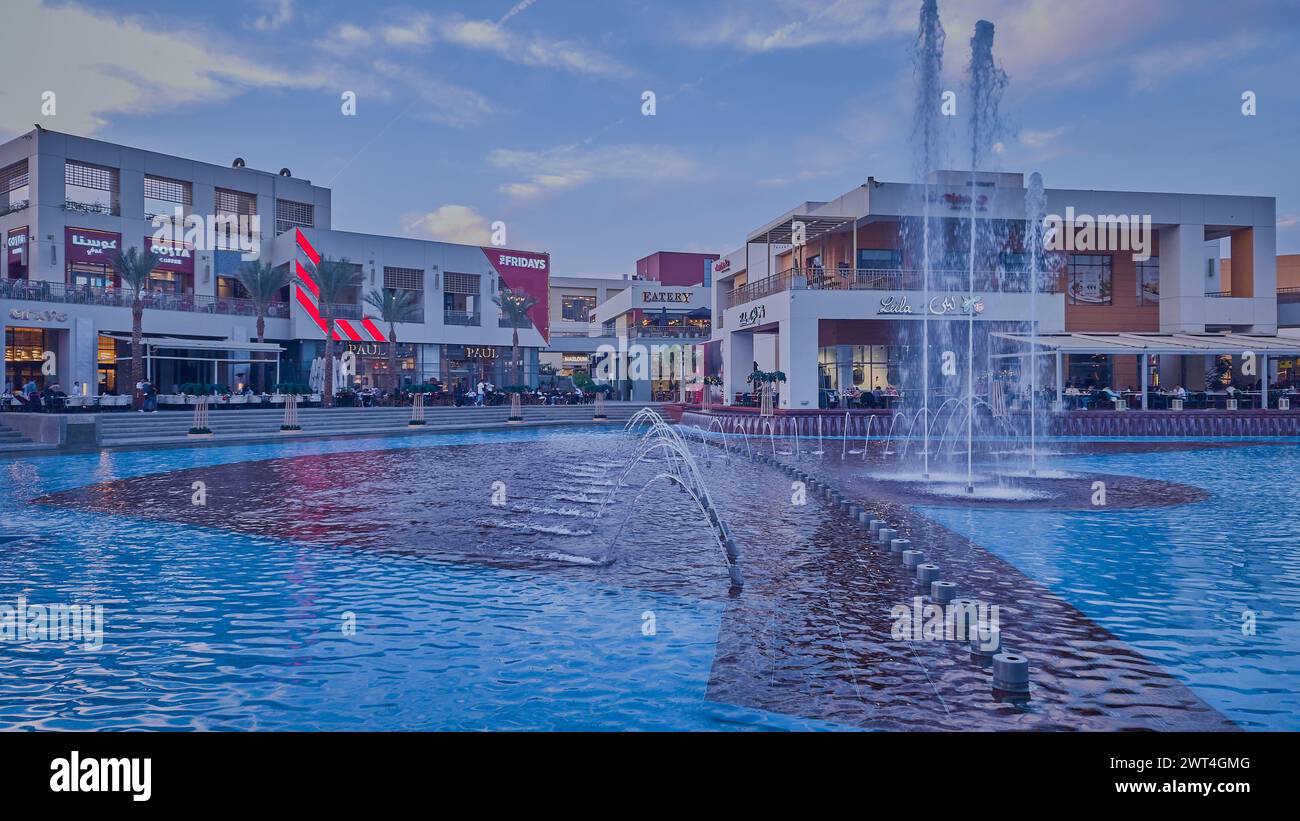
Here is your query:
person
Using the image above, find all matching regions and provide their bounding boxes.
[143,380,158,412]
[23,378,38,399]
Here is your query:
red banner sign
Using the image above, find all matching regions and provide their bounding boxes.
[6,226,27,279]
[483,247,550,343]
[65,227,121,266]
[145,235,195,274]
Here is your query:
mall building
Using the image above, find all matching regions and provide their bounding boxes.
[0,128,550,396]
[710,170,1289,409]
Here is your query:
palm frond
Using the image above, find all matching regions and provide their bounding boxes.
[236,260,292,309]
[110,246,162,294]
[363,288,421,324]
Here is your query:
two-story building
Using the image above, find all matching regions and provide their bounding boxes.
[0,128,550,397]
[711,171,1285,409]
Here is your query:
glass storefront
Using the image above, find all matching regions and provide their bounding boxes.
[5,326,54,392]
[817,344,904,392]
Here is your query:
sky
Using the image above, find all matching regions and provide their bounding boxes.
[4,0,1300,274]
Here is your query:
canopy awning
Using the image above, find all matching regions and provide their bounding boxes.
[993,331,1300,356]
[105,334,284,353]
[746,214,856,245]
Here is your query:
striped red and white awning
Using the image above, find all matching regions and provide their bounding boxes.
[294,228,387,343]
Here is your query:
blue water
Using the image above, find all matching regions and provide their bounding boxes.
[0,430,839,731]
[921,442,1300,731]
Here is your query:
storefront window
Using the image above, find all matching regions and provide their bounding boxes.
[562,295,595,322]
[857,249,902,271]
[5,327,52,391]
[1137,257,1159,305]
[1066,354,1112,388]
[1067,254,1112,304]
[818,345,901,392]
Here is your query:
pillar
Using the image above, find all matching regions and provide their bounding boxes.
[723,330,753,406]
[777,318,818,410]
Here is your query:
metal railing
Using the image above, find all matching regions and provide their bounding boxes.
[444,310,480,326]
[63,199,120,216]
[627,325,712,339]
[0,279,291,318]
[725,267,1063,309]
[1279,287,1300,304]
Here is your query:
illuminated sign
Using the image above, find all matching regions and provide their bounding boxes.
[641,291,692,304]
[877,294,986,316]
[9,308,68,322]
[464,346,498,359]
[737,304,767,328]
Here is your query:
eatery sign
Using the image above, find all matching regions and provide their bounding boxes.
[145,235,195,274]
[878,294,986,316]
[641,291,692,304]
[65,227,121,265]
[6,227,27,280]
[9,308,68,322]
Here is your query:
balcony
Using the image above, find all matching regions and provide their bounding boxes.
[627,325,712,340]
[0,279,290,318]
[444,310,480,326]
[63,199,120,216]
[0,200,29,218]
[725,267,1063,309]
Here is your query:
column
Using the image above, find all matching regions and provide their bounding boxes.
[777,318,818,410]
[1139,353,1148,410]
[723,330,753,407]
[1157,224,1207,333]
[1055,349,1063,407]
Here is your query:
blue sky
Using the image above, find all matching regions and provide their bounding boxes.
[6,0,1300,273]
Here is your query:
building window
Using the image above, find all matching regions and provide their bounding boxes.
[818,345,901,392]
[275,199,314,234]
[857,249,902,271]
[383,266,424,291]
[1137,257,1159,305]
[65,160,119,215]
[443,272,480,325]
[214,188,258,249]
[562,295,596,322]
[144,175,192,221]
[0,160,29,215]
[1067,254,1112,305]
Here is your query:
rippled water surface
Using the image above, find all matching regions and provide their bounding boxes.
[0,427,1283,730]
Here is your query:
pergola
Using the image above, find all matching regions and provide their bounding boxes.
[992,331,1300,409]
[745,213,858,278]
[108,334,285,386]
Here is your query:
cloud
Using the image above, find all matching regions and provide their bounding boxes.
[1129,32,1262,91]
[0,0,327,137]
[247,0,294,32]
[1278,214,1300,230]
[488,144,701,200]
[366,61,496,127]
[326,10,630,77]
[402,205,494,245]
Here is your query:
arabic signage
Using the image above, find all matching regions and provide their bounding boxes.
[9,308,68,323]
[877,294,986,316]
[737,304,767,328]
[65,227,121,266]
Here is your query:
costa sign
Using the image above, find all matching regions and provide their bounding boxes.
[65,227,121,265]
[145,235,195,274]
[6,227,27,279]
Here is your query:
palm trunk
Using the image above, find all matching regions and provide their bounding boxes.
[322,314,334,408]
[256,314,266,394]
[512,326,520,387]
[131,297,144,409]
[388,323,398,395]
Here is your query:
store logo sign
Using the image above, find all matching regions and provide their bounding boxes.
[877,294,985,316]
[70,232,117,257]
[10,308,68,322]
[642,291,691,303]
[497,254,547,270]
[465,346,498,359]
[737,304,767,328]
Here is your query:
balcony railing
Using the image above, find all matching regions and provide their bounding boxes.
[0,279,290,318]
[1279,287,1300,304]
[725,267,1063,309]
[0,200,29,218]
[63,199,120,216]
[627,325,712,339]
[444,310,480,326]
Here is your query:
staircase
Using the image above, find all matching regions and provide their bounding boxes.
[94,402,663,448]
[0,418,54,454]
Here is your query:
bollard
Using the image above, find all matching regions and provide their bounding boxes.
[728,564,745,591]
[857,511,870,525]
[876,527,896,546]
[931,580,957,604]
[992,653,1030,694]
[901,549,924,571]
[969,625,1000,659]
[889,537,910,556]
[724,538,741,561]
[869,519,884,537]
[948,598,983,641]
[914,563,940,588]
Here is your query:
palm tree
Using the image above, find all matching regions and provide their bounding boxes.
[492,286,539,388]
[297,257,362,407]
[236,260,292,393]
[110,246,161,409]
[363,287,422,394]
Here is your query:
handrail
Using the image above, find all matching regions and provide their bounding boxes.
[0,279,292,318]
[725,266,1064,309]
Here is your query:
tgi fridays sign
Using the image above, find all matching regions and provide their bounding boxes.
[6,227,27,279]
[483,246,550,343]
[65,227,120,265]
[145,235,195,274]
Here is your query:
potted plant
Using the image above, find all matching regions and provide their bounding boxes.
[701,375,723,409]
